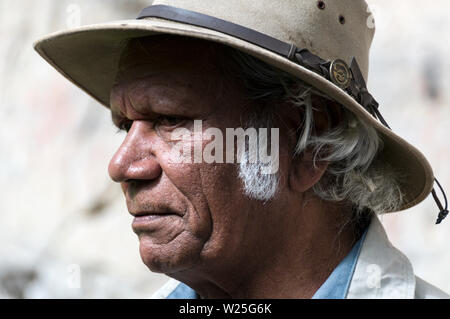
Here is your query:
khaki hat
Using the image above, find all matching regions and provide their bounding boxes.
[34,0,447,216]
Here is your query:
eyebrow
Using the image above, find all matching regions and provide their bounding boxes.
[109,83,200,128]
[110,112,125,128]
[109,95,160,126]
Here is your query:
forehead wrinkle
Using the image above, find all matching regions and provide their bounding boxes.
[111,38,228,120]
[110,83,153,125]
[119,72,209,117]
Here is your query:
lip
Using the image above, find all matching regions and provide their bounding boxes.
[131,213,179,231]
[130,209,181,217]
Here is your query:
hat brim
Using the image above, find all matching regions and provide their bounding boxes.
[34,18,434,212]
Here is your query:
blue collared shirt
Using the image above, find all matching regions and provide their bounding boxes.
[166,230,367,299]
[312,230,367,299]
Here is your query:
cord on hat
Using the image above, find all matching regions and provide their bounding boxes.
[349,60,448,225]
[369,109,448,225]
[433,178,449,224]
[295,51,449,224]
[352,64,448,224]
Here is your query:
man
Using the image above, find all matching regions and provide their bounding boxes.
[35,1,449,298]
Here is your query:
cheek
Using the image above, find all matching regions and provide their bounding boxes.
[156,127,257,261]
[137,147,217,273]
[194,162,256,260]
[158,142,214,241]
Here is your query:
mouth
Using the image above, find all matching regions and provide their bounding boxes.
[131,211,180,232]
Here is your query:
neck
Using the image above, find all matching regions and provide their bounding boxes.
[171,197,359,299]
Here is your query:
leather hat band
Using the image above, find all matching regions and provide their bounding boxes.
[138,5,381,122]
[138,5,293,58]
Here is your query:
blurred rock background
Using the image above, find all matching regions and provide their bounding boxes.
[0,0,449,298]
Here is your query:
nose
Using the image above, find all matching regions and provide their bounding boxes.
[108,121,162,183]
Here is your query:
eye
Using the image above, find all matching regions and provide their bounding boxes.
[156,115,186,127]
[118,120,133,132]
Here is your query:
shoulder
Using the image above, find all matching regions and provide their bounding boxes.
[347,216,449,299]
[414,276,450,299]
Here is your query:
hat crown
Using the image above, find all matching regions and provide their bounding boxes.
[152,0,375,81]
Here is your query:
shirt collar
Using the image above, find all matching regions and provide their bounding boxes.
[312,229,367,299]
[166,282,198,299]
[153,215,418,299]
[346,215,416,299]
[159,229,368,299]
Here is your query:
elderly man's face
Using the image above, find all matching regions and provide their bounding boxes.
[108,37,295,278]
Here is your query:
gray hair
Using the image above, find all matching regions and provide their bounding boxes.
[220,48,403,216]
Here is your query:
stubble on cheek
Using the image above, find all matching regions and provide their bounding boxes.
[136,130,230,274]
[134,215,186,245]
[135,170,214,274]
[137,212,211,273]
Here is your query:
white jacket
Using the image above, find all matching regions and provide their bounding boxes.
[153,215,449,299]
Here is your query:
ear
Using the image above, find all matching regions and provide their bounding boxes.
[289,150,329,193]
[282,95,339,193]
[287,96,335,193]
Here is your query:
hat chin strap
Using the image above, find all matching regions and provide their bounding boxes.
[433,179,449,224]
[138,4,448,223]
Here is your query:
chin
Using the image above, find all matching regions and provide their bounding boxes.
[138,235,203,274]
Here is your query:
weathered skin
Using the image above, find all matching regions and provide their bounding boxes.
[108,36,356,299]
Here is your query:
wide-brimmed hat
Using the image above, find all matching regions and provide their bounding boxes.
[34,0,440,214]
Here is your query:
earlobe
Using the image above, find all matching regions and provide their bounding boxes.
[289,151,329,193]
